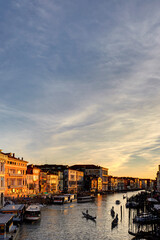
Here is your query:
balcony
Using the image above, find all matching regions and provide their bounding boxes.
[8,185,27,189]
[9,173,24,177]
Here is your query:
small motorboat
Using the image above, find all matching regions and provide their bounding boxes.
[133,213,160,224]
[110,206,115,218]
[126,201,139,208]
[82,211,96,221]
[25,205,41,221]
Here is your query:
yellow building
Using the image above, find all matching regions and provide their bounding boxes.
[91,177,102,192]
[0,151,6,206]
[4,153,28,197]
[47,174,58,193]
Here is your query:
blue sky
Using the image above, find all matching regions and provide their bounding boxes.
[0,0,160,178]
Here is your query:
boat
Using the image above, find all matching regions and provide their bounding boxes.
[112,214,118,228]
[115,200,120,205]
[133,213,160,224]
[64,194,76,202]
[52,195,71,204]
[0,204,25,225]
[25,205,41,221]
[126,201,139,208]
[82,212,96,221]
[0,213,19,240]
[110,206,115,218]
[77,196,95,203]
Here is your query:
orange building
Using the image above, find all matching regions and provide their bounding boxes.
[4,153,28,197]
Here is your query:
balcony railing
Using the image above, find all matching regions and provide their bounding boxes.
[9,173,25,177]
[8,185,27,188]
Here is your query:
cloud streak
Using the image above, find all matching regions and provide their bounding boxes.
[0,0,160,178]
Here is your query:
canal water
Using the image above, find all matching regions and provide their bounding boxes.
[17,191,140,240]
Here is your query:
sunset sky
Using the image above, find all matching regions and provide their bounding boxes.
[0,0,160,179]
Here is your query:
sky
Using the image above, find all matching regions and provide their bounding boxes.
[0,0,160,179]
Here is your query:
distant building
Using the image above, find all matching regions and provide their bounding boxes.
[70,164,108,191]
[140,179,148,190]
[91,177,102,192]
[39,171,48,193]
[27,165,40,194]
[108,176,118,191]
[35,164,68,193]
[63,169,84,193]
[157,165,160,192]
[46,173,58,193]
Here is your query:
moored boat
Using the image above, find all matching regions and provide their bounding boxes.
[126,201,139,208]
[25,205,41,221]
[52,195,72,204]
[0,204,25,225]
[133,213,160,224]
[77,196,95,203]
[0,213,19,240]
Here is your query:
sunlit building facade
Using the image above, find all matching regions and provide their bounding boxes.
[64,169,84,193]
[70,164,108,192]
[27,165,40,194]
[47,174,58,193]
[4,153,28,197]
[91,177,102,192]
[0,151,6,206]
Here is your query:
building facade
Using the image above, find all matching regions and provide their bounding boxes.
[70,164,108,192]
[0,151,6,206]
[64,169,84,193]
[4,153,28,197]
[27,165,40,194]
[46,174,58,193]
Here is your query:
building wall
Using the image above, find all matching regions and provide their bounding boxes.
[157,166,160,192]
[39,171,47,193]
[27,166,40,194]
[0,152,6,206]
[47,174,58,193]
[5,153,28,197]
[58,171,64,192]
[64,169,84,193]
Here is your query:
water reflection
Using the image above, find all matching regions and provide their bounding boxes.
[17,191,141,240]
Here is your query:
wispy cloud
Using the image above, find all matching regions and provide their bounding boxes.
[0,0,160,178]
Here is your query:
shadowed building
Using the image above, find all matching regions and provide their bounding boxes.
[70,164,108,192]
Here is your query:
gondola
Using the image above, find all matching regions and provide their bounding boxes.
[82,212,96,221]
[111,206,115,218]
[111,214,118,228]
